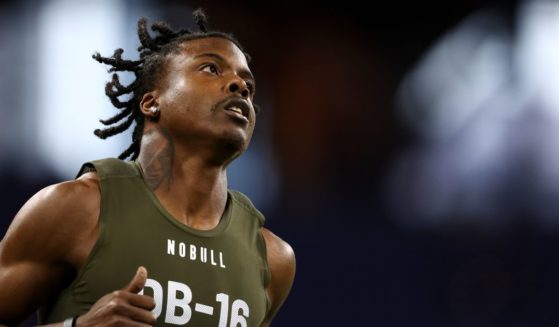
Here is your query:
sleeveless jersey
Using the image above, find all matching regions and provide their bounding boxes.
[38,158,270,326]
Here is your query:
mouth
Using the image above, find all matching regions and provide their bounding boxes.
[222,98,250,123]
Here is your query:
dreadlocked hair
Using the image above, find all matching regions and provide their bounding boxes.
[92,8,252,160]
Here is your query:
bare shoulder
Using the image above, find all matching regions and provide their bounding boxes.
[0,171,100,265]
[261,228,296,326]
[261,228,296,270]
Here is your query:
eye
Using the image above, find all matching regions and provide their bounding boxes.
[201,63,219,75]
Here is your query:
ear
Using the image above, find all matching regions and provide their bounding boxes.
[139,91,159,117]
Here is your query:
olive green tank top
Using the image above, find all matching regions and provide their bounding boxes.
[38,158,270,326]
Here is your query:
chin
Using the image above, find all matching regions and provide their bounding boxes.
[218,130,249,155]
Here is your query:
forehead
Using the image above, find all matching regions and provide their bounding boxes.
[178,37,249,68]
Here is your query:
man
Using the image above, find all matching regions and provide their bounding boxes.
[0,9,295,326]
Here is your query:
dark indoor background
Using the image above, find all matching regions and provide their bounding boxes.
[2,0,558,326]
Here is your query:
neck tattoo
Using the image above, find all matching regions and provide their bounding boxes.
[142,127,175,191]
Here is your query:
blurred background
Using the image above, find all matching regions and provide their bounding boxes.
[2,0,559,325]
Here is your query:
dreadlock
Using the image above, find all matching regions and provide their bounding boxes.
[92,8,252,160]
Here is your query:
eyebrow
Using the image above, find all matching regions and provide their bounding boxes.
[194,52,255,82]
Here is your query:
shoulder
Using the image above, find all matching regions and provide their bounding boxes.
[261,228,296,326]
[262,228,295,270]
[24,171,100,232]
[12,171,100,229]
[0,172,101,265]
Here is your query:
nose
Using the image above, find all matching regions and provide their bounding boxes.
[226,78,250,98]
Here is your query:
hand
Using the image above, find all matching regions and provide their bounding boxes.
[74,266,156,326]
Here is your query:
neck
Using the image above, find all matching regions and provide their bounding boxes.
[137,125,229,230]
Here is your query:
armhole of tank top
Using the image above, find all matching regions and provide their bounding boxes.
[75,162,96,179]
[230,190,266,225]
[62,168,109,298]
[229,190,271,313]
[257,227,272,315]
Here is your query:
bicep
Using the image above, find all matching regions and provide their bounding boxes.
[0,228,67,324]
[0,258,65,324]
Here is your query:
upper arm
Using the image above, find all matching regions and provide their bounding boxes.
[0,174,100,324]
[260,228,296,327]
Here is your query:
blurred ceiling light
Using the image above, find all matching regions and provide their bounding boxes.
[36,0,129,179]
[390,0,559,229]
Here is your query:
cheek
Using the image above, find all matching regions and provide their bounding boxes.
[161,78,194,110]
[170,78,190,100]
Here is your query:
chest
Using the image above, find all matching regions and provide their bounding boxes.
[71,216,269,326]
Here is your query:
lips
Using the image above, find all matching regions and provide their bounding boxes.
[222,98,250,121]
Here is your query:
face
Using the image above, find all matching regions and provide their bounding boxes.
[142,37,257,158]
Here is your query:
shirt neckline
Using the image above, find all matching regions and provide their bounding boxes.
[131,160,233,237]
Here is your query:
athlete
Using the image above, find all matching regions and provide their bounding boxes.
[0,9,295,327]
